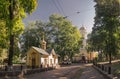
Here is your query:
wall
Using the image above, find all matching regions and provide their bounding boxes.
[26,48,40,67]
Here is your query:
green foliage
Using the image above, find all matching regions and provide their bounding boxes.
[0,20,8,48]
[87,0,120,62]
[48,14,82,60]
[20,0,37,14]
[112,63,120,75]
[0,0,37,65]
[20,21,45,53]
[20,14,82,60]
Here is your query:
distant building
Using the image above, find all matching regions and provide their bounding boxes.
[26,37,59,68]
[73,25,97,62]
[79,25,87,48]
[79,25,87,38]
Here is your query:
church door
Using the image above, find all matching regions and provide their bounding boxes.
[32,52,36,69]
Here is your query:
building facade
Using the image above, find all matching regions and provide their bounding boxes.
[73,25,97,62]
[26,38,59,68]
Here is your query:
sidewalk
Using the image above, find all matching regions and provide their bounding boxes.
[98,59,120,64]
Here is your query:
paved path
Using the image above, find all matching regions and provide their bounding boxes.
[79,64,106,79]
[26,64,106,79]
[0,64,106,79]
[26,64,83,79]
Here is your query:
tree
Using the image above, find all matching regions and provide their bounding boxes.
[47,14,82,61]
[93,0,120,73]
[0,20,8,49]
[20,14,82,61]
[0,0,37,66]
[20,21,46,54]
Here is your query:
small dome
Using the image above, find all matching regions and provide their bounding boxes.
[42,39,46,44]
[41,38,47,50]
[80,26,85,30]
[41,35,46,44]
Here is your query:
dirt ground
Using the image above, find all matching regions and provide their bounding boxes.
[0,64,106,79]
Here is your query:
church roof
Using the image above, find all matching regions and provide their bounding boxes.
[47,49,57,55]
[29,46,59,57]
[32,46,49,55]
[47,48,52,54]
[47,48,60,57]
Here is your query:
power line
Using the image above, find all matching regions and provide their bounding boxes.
[51,0,93,19]
[52,0,62,14]
[64,9,93,19]
[51,0,66,16]
[64,11,80,18]
[56,0,66,16]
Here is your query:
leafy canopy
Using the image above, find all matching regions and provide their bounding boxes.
[87,0,120,61]
[20,14,82,61]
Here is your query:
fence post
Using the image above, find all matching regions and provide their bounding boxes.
[108,66,111,74]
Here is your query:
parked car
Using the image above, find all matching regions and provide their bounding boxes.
[62,60,72,65]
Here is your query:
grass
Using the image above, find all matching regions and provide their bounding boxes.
[112,62,120,78]
[112,62,120,75]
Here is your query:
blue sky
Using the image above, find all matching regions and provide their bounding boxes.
[23,0,96,33]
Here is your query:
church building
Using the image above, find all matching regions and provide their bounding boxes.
[26,38,59,68]
[73,25,97,62]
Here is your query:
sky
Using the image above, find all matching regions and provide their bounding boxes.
[23,0,96,33]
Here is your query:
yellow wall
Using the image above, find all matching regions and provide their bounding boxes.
[26,47,58,68]
[27,48,40,67]
[88,52,98,60]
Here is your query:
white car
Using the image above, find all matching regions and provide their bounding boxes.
[62,60,71,65]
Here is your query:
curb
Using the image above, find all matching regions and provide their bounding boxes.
[93,65,118,79]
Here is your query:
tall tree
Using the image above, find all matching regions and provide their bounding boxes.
[0,20,8,49]
[0,0,37,66]
[20,14,82,61]
[20,21,45,54]
[47,14,82,61]
[93,0,120,72]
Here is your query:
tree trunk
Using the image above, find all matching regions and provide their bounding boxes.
[7,0,14,66]
[8,35,14,66]
[108,52,112,74]
[109,52,112,64]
